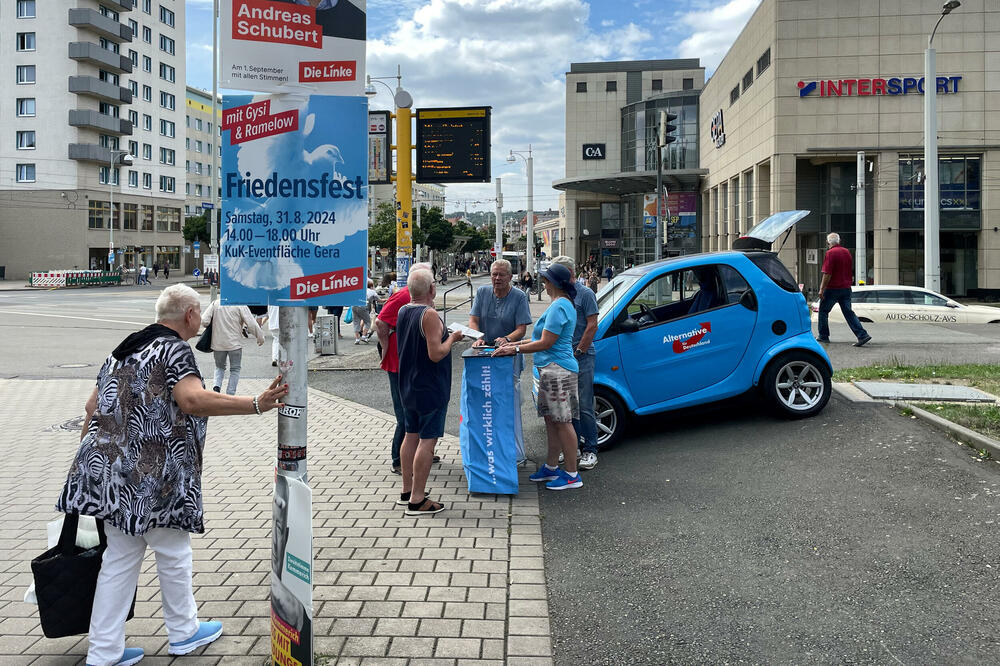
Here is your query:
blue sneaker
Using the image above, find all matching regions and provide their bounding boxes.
[529,464,560,482]
[87,647,144,666]
[168,621,223,655]
[546,469,583,491]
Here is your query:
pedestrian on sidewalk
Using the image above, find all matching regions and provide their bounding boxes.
[201,298,265,394]
[55,283,288,666]
[163,264,170,280]
[397,268,465,515]
[352,279,376,344]
[492,263,582,491]
[551,256,600,470]
[816,232,872,347]
[139,265,149,285]
[153,263,159,279]
[375,262,434,474]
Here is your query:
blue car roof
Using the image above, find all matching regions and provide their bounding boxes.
[619,251,757,276]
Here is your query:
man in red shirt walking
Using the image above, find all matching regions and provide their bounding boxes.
[817,232,872,347]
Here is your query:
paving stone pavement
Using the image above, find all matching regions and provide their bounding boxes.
[0,377,554,666]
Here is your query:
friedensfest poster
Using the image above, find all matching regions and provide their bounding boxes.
[221,0,366,95]
[220,94,368,307]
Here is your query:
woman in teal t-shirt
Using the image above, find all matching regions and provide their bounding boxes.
[492,263,582,491]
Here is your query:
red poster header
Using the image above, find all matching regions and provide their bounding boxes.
[222,99,269,130]
[229,109,298,145]
[290,267,364,300]
[232,0,321,49]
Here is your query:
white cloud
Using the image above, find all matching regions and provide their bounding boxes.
[677,0,761,73]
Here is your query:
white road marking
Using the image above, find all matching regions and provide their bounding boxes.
[0,309,147,325]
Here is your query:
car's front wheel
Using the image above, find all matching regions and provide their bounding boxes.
[762,351,831,418]
[594,387,627,450]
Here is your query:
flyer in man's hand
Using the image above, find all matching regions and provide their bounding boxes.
[447,322,484,340]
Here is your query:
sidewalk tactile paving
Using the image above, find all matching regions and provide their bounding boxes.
[0,378,553,664]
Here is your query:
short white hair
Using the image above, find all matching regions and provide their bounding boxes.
[155,284,200,322]
[827,232,841,245]
[412,262,432,273]
[550,255,575,276]
[490,259,512,275]
[407,268,434,299]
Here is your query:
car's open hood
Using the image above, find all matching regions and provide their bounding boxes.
[733,210,810,251]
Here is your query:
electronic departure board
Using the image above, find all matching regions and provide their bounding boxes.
[415,107,491,183]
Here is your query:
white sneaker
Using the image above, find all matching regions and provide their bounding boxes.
[557,449,581,464]
[354,339,360,345]
[579,451,598,470]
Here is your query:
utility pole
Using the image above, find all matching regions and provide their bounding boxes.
[210,0,219,302]
[393,70,413,288]
[526,147,534,273]
[495,180,503,260]
[855,151,866,284]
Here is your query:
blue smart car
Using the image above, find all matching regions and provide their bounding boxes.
[584,211,832,448]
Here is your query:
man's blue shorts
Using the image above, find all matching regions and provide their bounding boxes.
[403,406,447,439]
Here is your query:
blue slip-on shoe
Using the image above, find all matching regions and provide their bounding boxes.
[168,621,223,655]
[529,465,560,482]
[87,647,144,666]
[546,469,583,491]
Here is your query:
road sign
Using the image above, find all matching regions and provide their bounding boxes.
[490,247,496,258]
[193,268,201,277]
[415,107,491,183]
[368,110,391,185]
[379,248,389,257]
[203,254,219,272]
[193,241,201,250]
[201,202,214,209]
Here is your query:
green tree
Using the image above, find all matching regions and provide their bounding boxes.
[421,206,454,252]
[182,214,212,244]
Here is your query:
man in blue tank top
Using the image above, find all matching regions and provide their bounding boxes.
[396,268,465,515]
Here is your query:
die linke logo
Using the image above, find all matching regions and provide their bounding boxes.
[798,75,963,98]
[299,60,357,83]
[290,267,364,299]
[664,322,712,353]
[582,143,606,160]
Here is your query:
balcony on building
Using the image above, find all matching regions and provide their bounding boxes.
[69,76,132,104]
[68,144,120,164]
[68,110,133,136]
[68,42,132,74]
[106,0,135,11]
[68,8,133,42]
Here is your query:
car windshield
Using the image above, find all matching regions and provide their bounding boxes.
[597,273,640,320]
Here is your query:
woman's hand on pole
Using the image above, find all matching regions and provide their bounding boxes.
[257,375,289,412]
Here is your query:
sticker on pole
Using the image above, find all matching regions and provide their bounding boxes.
[220,94,368,307]
[271,472,313,666]
[221,0,366,95]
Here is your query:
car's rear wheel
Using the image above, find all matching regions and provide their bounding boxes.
[762,351,831,418]
[594,387,627,450]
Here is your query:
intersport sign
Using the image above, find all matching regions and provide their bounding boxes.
[798,75,962,97]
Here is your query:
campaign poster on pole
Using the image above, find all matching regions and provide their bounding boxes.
[221,0,365,95]
[271,472,313,666]
[220,94,368,307]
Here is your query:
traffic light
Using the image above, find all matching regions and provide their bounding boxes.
[658,111,678,147]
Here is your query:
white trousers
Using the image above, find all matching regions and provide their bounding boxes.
[87,525,200,666]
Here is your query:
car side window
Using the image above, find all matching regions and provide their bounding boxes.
[626,273,681,325]
[852,291,871,303]
[625,266,726,327]
[719,265,751,304]
[876,290,908,304]
[909,291,948,307]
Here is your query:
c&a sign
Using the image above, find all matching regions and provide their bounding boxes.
[582,143,606,160]
[710,110,725,148]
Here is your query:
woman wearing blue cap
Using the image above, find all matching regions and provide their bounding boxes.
[492,263,582,490]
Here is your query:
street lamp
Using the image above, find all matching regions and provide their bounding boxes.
[924,0,960,292]
[506,146,534,273]
[107,149,134,270]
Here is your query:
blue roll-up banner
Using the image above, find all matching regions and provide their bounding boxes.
[460,352,523,495]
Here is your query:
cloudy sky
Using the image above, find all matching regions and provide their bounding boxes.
[186,0,761,213]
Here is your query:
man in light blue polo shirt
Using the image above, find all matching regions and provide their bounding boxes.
[468,259,533,372]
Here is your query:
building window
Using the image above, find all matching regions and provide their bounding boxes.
[16,98,35,117]
[757,48,771,76]
[142,0,151,14]
[683,78,694,90]
[142,84,152,102]
[99,102,120,118]
[195,118,203,131]
[160,119,175,137]
[99,37,119,54]
[16,163,35,182]
[207,122,212,134]
[123,203,138,229]
[159,176,175,193]
[141,204,154,230]
[158,63,175,83]
[127,109,138,126]
[142,25,151,43]
[731,177,740,235]
[142,143,152,160]
[16,130,36,150]
[185,137,190,150]
[195,184,203,196]
[88,200,108,228]
[98,4,119,20]
[156,206,180,231]
[159,34,175,55]
[729,85,739,106]
[206,143,213,155]
[143,114,152,131]
[142,172,152,190]
[651,79,662,91]
[16,65,36,85]
[98,166,120,185]
[99,134,119,150]
[606,80,617,92]
[159,91,175,110]
[142,56,151,73]
[129,49,138,66]
[128,140,138,155]
[721,182,728,238]
[744,169,754,228]
[128,170,138,188]
[742,69,753,92]
[128,18,138,35]
[195,140,203,153]
[159,6,175,27]
[16,0,35,18]
[159,147,175,165]
[127,79,137,96]
[576,81,587,93]
[16,32,35,51]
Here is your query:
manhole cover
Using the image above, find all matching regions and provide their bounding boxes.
[57,363,92,369]
[853,381,998,403]
[59,416,86,431]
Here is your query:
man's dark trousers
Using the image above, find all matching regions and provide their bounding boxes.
[817,288,869,341]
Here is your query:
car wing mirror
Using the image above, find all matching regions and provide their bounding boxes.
[739,290,758,311]
[946,302,959,308]
[618,317,640,334]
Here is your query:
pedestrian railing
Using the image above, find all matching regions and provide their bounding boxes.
[441,279,474,327]
[29,270,122,288]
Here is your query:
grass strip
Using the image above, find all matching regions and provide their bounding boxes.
[913,403,1000,443]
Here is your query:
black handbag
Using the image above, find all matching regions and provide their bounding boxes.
[30,514,136,639]
[195,319,213,353]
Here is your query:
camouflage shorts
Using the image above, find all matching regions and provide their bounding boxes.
[535,363,579,423]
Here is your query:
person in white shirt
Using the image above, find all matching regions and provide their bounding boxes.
[352,279,377,344]
[201,300,265,394]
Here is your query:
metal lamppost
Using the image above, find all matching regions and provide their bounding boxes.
[507,147,534,273]
[924,0,960,292]
[107,149,134,270]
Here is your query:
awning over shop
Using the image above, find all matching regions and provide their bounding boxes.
[552,168,707,195]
